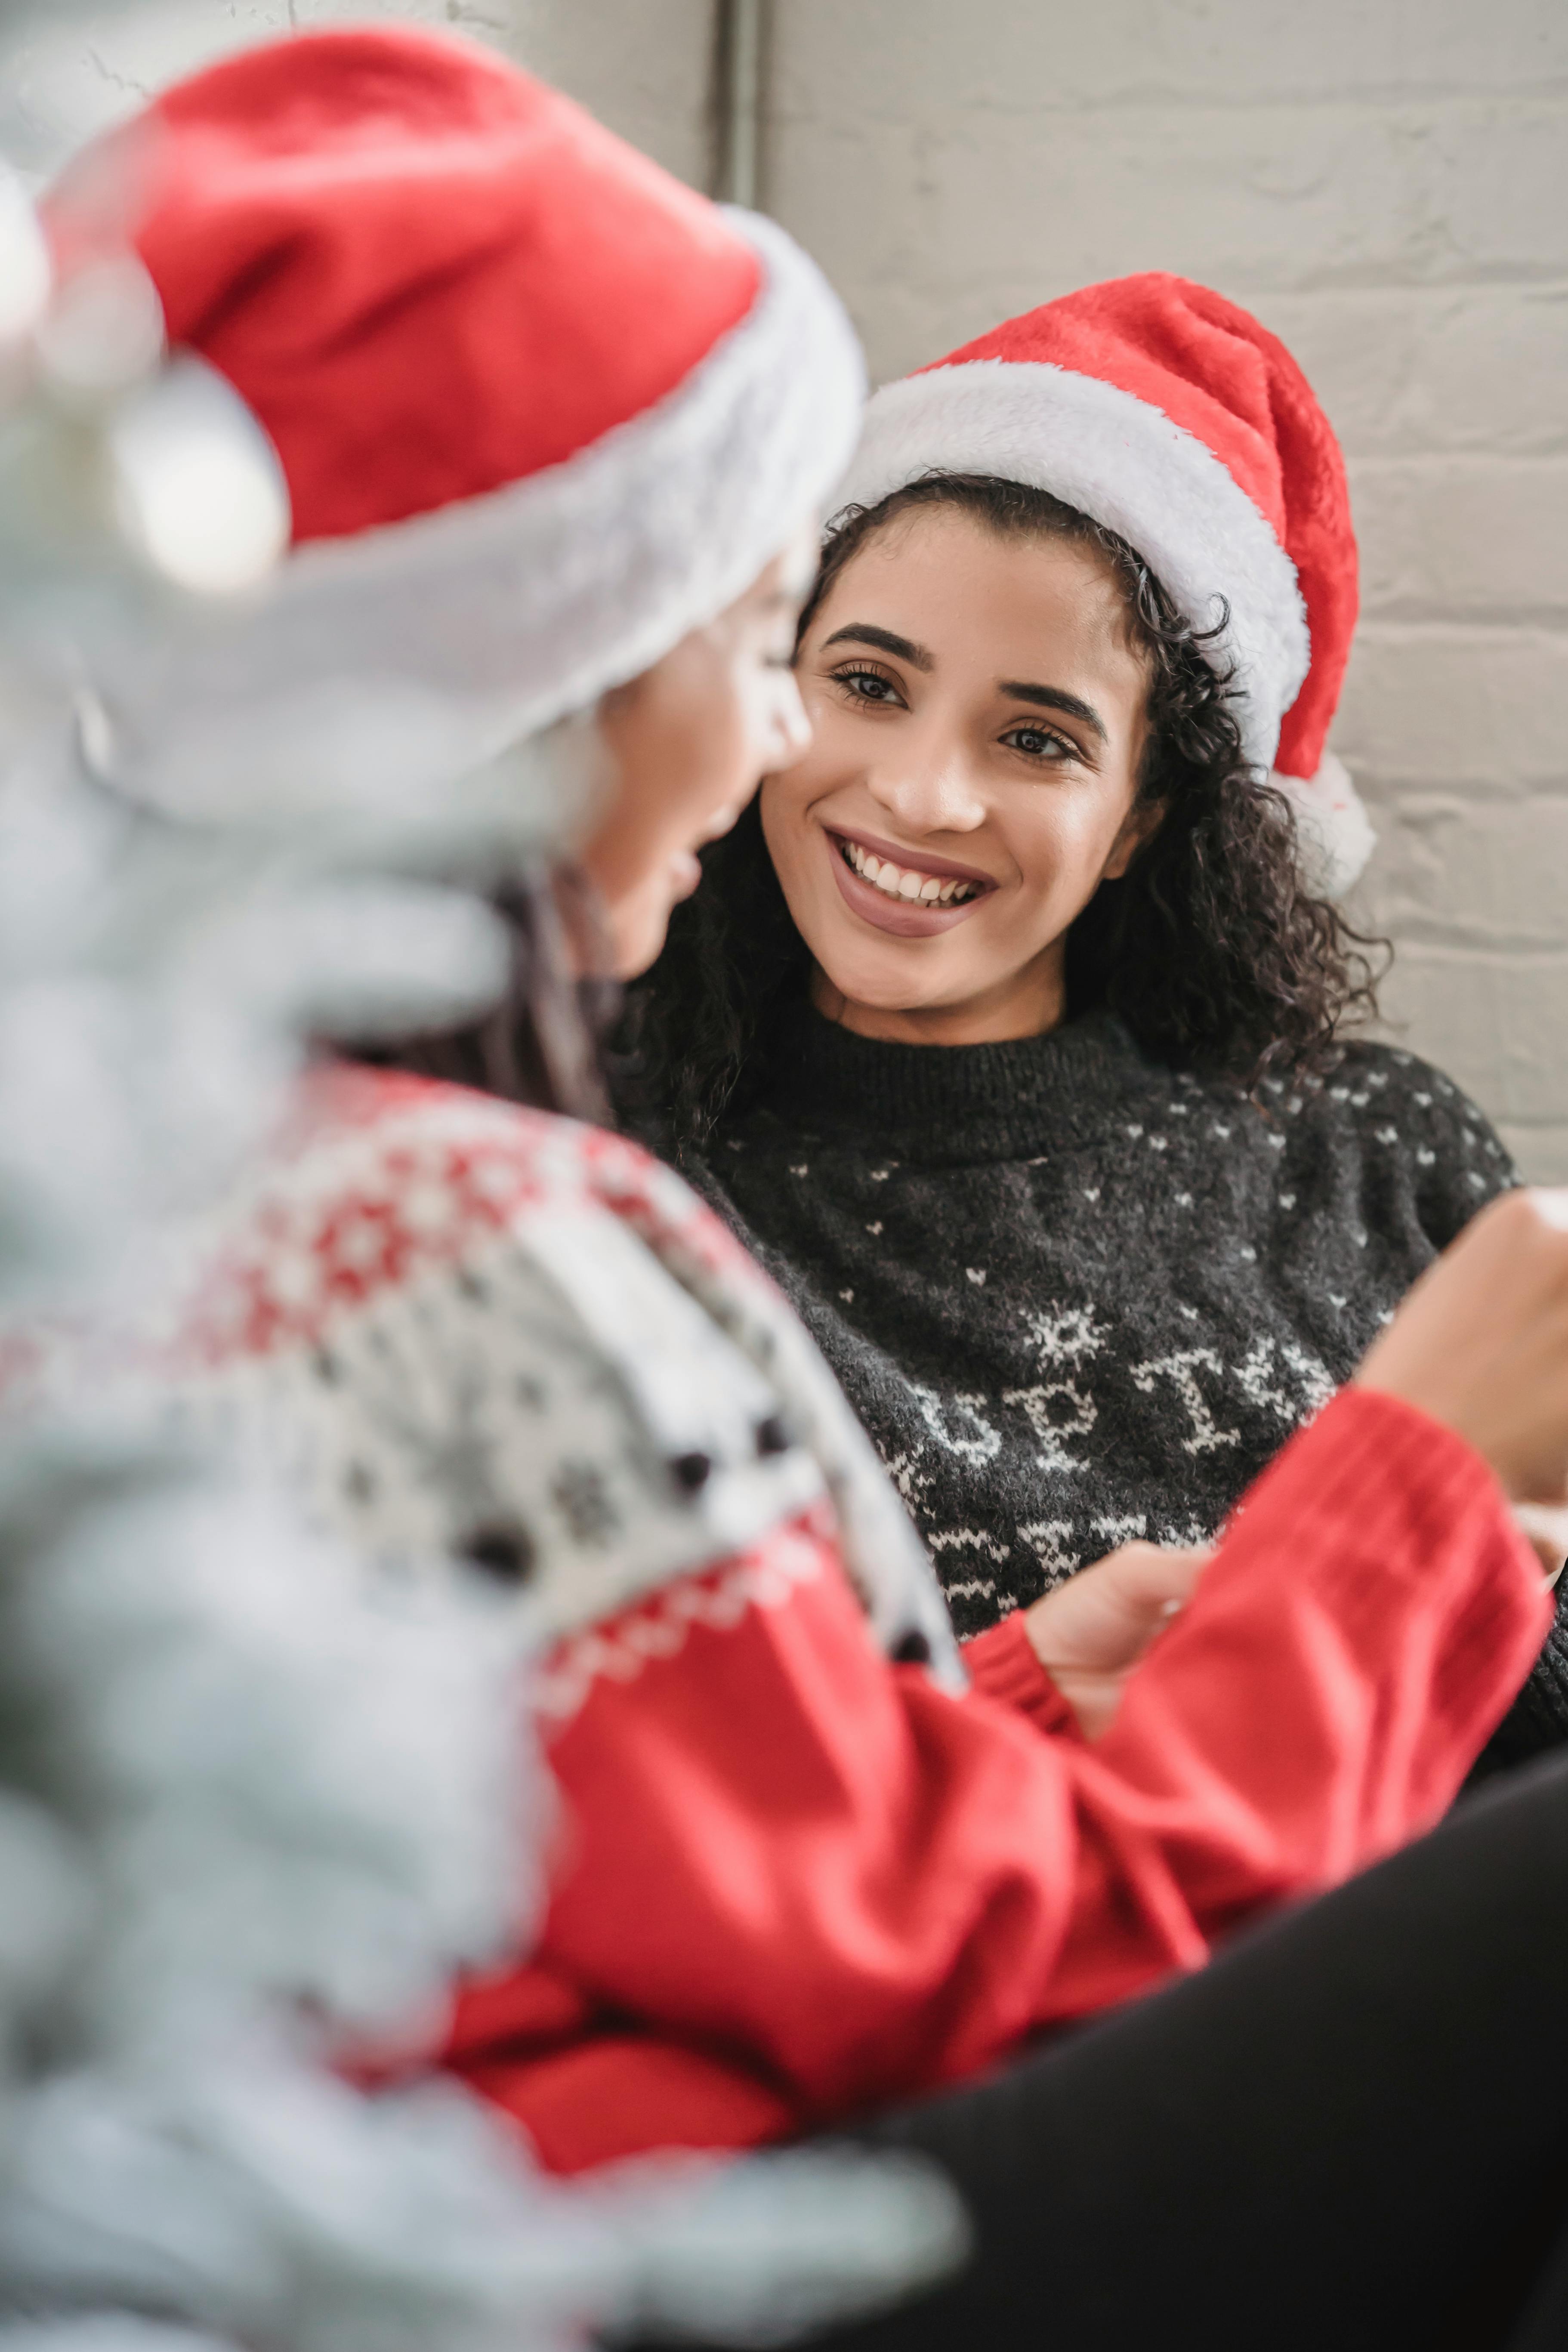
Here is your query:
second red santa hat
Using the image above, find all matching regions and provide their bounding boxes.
[838,274,1373,895]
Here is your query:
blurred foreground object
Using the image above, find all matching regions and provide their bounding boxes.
[0,86,962,2352]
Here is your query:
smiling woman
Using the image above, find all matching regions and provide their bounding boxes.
[620,278,1568,1769]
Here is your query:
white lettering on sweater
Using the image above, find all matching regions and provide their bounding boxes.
[1003,1382,1097,1473]
[1234,1334,1335,1422]
[1130,1348,1241,1457]
[911,1384,1002,1465]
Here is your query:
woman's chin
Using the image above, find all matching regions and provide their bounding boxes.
[669,849,704,901]
[609,894,674,981]
[609,857,705,981]
[811,950,968,1023]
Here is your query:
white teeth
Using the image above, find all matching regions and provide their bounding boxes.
[841,838,979,907]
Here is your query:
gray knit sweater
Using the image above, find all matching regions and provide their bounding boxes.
[676,1003,1568,1771]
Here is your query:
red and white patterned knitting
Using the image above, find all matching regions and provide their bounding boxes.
[173,1060,958,1696]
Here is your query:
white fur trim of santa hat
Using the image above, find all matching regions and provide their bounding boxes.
[840,358,1309,776]
[91,213,865,822]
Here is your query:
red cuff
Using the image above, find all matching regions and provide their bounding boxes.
[963,1610,1083,1738]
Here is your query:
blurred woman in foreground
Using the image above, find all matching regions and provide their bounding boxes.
[68,27,1568,2349]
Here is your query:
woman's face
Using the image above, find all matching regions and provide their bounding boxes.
[586,525,818,979]
[762,504,1157,1044]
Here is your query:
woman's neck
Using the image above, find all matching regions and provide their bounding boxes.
[809,953,1067,1048]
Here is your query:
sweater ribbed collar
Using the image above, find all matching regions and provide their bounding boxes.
[755,999,1176,1164]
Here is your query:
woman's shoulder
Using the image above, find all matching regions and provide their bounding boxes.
[1301,1041,1509,1155]
[185,1062,764,1367]
[171,1062,833,1643]
[1266,1040,1516,1243]
[272,1059,660,1207]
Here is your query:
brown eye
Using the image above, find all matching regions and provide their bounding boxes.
[1002,723,1075,762]
[833,665,904,708]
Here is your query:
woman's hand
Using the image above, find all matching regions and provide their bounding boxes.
[1356,1187,1568,1503]
[1023,1541,1212,1740]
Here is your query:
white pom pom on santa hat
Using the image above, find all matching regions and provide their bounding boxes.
[1278,749,1376,900]
[838,273,1374,897]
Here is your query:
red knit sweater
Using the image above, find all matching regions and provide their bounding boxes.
[172,1068,1549,2173]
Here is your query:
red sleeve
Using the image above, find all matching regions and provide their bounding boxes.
[445,1389,1548,2167]
[962,1608,1080,1735]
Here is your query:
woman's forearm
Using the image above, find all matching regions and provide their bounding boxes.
[1044,1386,1548,2016]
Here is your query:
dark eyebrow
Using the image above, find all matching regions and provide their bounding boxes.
[821,624,1108,742]
[821,623,934,673]
[998,682,1107,742]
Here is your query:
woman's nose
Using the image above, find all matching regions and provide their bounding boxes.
[867,732,986,834]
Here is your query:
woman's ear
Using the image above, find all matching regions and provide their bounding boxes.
[1102,797,1166,884]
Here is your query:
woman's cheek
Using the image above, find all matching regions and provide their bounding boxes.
[1008,804,1099,918]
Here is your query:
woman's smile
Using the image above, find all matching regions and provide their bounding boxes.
[826,823,996,937]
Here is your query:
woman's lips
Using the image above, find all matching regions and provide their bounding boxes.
[824,830,993,938]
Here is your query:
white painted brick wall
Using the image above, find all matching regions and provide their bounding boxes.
[509,0,712,184]
[765,1,1568,1176]
[8,3,711,183]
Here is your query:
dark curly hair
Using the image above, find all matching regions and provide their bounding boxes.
[617,473,1382,1151]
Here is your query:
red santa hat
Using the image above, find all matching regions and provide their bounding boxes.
[49,25,863,803]
[838,275,1373,895]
